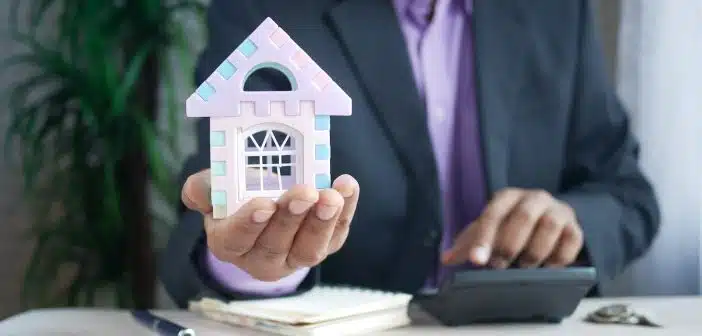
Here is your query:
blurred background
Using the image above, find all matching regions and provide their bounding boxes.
[0,0,699,319]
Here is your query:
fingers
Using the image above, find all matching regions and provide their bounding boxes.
[544,219,583,267]
[244,184,319,267]
[517,205,569,267]
[287,188,345,269]
[442,187,584,270]
[201,170,359,281]
[491,191,553,268]
[202,174,361,282]
[327,175,360,254]
[182,169,213,214]
[205,197,277,259]
[443,188,524,266]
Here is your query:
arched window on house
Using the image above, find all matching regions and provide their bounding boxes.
[241,124,301,197]
[243,62,297,92]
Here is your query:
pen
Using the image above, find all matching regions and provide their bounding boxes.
[131,310,196,336]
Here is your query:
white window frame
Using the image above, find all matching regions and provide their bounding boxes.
[239,123,302,199]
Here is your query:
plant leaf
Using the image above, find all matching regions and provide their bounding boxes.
[111,44,152,117]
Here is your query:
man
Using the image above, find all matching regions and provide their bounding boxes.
[161,0,660,308]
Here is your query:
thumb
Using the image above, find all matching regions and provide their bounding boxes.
[181,169,212,214]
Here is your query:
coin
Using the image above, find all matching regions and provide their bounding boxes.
[585,304,662,328]
[594,304,631,318]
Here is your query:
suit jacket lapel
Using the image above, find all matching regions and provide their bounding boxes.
[473,0,529,194]
[326,0,442,206]
[326,0,530,199]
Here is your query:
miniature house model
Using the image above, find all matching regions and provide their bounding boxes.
[186,18,352,218]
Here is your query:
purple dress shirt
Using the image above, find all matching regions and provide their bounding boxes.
[206,0,487,295]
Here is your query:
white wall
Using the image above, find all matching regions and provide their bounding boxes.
[602,0,702,296]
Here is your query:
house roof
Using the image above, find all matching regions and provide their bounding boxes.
[186,17,352,118]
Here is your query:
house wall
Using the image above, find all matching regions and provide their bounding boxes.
[187,18,343,218]
[208,108,332,218]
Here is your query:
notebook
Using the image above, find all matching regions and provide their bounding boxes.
[188,286,413,336]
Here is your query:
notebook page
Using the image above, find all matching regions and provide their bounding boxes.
[216,286,412,325]
[195,302,411,336]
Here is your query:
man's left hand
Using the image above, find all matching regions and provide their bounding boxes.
[442,188,584,269]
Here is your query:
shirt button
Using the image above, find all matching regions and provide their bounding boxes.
[435,108,445,122]
[424,230,439,247]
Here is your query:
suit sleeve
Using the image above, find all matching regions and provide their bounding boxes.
[159,0,318,309]
[556,0,661,282]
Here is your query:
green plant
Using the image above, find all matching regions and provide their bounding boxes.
[3,0,204,308]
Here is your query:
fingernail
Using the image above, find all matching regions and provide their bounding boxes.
[316,205,338,220]
[519,256,539,268]
[520,261,537,269]
[334,175,356,198]
[490,257,509,269]
[202,174,212,192]
[544,263,560,269]
[252,210,274,223]
[288,200,313,215]
[183,194,199,209]
[472,246,491,265]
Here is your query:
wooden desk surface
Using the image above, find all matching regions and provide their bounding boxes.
[1,296,700,335]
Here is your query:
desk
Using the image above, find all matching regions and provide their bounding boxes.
[1,297,700,335]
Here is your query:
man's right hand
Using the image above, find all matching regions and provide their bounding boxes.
[181,169,360,282]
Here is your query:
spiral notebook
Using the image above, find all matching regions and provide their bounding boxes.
[188,286,413,336]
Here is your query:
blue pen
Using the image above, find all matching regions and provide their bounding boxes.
[131,310,196,336]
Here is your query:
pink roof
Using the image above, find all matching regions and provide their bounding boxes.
[186,18,352,118]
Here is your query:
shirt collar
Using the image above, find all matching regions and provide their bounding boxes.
[394,0,473,26]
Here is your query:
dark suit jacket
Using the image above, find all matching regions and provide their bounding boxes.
[160,0,660,308]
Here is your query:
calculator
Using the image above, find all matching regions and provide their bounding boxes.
[413,267,597,326]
